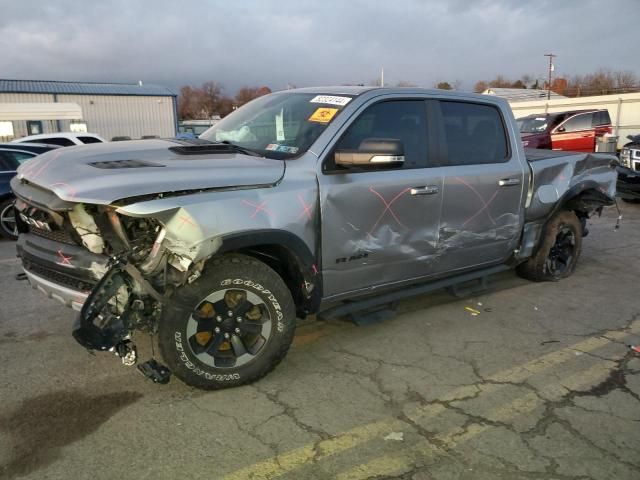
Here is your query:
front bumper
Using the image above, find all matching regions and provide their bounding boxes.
[17,233,109,309]
[617,166,640,199]
[24,270,89,311]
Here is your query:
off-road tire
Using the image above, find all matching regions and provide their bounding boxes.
[158,254,296,390]
[0,198,18,240]
[516,210,583,282]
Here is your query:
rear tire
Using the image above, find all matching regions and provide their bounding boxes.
[516,210,582,282]
[158,254,296,390]
[0,198,18,240]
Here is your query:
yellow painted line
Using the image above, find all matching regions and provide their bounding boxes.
[339,357,618,480]
[222,320,640,480]
[334,439,441,480]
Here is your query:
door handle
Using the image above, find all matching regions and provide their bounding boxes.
[410,185,439,196]
[498,178,521,187]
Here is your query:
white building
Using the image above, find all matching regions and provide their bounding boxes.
[0,79,177,141]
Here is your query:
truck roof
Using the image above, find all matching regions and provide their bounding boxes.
[287,86,508,105]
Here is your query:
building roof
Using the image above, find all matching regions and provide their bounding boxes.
[0,79,176,97]
[482,87,567,102]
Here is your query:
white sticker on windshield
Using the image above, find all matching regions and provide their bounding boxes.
[310,95,352,106]
[275,108,285,141]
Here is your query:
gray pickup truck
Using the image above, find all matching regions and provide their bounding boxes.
[11,87,618,389]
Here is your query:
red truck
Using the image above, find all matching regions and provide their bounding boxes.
[517,109,611,152]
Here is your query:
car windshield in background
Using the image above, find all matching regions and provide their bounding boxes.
[518,117,549,134]
[199,92,353,159]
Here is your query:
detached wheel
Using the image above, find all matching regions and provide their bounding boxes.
[158,254,296,389]
[0,198,18,240]
[516,210,582,282]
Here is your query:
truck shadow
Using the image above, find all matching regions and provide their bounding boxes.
[0,390,142,478]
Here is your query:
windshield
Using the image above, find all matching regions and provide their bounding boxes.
[199,92,354,159]
[518,116,549,134]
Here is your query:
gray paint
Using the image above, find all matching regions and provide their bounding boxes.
[12,88,617,309]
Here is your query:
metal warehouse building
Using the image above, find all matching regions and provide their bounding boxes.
[0,79,177,141]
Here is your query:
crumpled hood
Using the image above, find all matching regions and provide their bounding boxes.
[14,139,285,205]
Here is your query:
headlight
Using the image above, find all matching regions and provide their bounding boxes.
[620,148,630,168]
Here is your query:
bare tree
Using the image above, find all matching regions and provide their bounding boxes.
[396,80,417,87]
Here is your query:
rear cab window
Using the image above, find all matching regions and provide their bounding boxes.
[78,136,103,144]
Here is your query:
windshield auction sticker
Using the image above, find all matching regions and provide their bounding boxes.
[310,95,352,106]
[308,107,339,123]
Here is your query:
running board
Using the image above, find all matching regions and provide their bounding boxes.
[318,265,509,322]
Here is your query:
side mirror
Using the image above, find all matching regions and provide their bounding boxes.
[335,138,405,167]
[556,126,566,133]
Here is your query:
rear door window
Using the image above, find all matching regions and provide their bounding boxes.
[592,111,611,126]
[438,101,509,165]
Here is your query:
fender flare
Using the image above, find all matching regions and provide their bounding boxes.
[216,229,321,315]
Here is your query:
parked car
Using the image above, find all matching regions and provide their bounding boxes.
[12,132,105,147]
[517,109,611,152]
[11,87,618,390]
[0,143,60,239]
[617,133,640,202]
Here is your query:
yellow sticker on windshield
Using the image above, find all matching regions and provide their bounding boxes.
[308,107,338,123]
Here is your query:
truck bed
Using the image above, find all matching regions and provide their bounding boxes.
[524,148,617,221]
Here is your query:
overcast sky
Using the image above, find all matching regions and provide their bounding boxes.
[1,0,637,94]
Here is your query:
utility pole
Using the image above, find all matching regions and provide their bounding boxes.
[381,67,384,87]
[544,53,556,100]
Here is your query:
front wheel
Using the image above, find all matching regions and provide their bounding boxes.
[158,254,296,389]
[0,198,18,240]
[516,210,583,282]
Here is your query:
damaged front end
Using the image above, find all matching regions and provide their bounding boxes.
[14,189,206,382]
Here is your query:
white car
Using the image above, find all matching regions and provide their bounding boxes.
[12,132,105,147]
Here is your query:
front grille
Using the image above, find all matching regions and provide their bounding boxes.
[29,226,78,245]
[22,259,95,292]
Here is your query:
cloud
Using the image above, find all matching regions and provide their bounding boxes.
[0,0,637,93]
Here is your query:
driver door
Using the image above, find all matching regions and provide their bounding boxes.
[318,99,444,299]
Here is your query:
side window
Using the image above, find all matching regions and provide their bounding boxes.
[7,151,36,165]
[561,113,592,132]
[0,151,16,170]
[40,137,76,147]
[592,111,610,127]
[0,150,34,170]
[78,136,102,144]
[439,101,509,165]
[332,100,428,170]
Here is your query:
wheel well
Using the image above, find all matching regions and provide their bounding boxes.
[561,187,614,216]
[227,244,313,318]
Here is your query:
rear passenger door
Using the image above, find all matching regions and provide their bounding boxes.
[431,100,525,275]
[551,112,595,152]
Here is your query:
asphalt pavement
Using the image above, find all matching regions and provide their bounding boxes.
[0,204,639,480]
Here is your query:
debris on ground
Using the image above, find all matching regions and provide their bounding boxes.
[383,432,404,441]
[465,307,481,316]
[629,344,640,355]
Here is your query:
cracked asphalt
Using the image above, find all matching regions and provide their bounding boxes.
[1,203,639,480]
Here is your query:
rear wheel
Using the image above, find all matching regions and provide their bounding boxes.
[0,198,18,240]
[158,254,296,389]
[516,210,582,282]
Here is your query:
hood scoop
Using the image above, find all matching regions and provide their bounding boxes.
[169,144,238,155]
[89,159,165,169]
